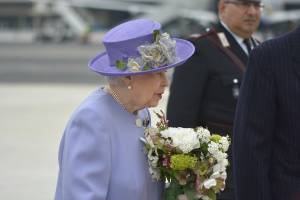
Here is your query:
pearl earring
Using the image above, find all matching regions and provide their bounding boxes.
[128,85,132,90]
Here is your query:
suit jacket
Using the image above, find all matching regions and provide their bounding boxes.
[167,23,248,135]
[55,89,163,200]
[233,26,300,200]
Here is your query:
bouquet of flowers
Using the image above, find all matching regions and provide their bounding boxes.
[141,111,230,200]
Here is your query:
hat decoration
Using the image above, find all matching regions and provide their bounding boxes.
[116,30,177,73]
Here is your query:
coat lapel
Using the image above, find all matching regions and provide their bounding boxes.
[290,26,300,79]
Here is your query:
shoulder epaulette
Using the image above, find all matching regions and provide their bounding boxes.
[188,28,219,42]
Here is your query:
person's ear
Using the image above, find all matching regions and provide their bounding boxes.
[218,0,226,15]
[120,76,132,89]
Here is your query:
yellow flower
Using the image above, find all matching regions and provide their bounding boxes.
[170,154,197,171]
[210,134,222,143]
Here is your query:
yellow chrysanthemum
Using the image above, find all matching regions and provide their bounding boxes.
[170,154,197,170]
[210,134,222,143]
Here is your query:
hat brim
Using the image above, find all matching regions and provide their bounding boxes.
[89,38,195,76]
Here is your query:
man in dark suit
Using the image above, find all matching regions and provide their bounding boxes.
[233,27,300,200]
[167,0,263,199]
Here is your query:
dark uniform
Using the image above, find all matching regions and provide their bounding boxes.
[167,23,258,200]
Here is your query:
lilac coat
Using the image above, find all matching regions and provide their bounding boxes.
[55,88,163,200]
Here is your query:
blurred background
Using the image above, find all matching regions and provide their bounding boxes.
[0,0,299,199]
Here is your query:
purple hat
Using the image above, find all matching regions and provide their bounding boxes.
[89,19,195,76]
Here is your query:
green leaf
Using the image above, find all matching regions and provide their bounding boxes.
[153,29,160,42]
[142,65,151,71]
[183,186,198,200]
[163,180,183,200]
[116,60,127,71]
[207,189,217,200]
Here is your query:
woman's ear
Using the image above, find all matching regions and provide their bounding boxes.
[120,76,132,87]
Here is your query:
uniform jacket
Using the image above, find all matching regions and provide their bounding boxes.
[55,89,163,200]
[167,23,250,135]
[233,26,300,200]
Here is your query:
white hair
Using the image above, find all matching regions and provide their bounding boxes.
[105,76,125,86]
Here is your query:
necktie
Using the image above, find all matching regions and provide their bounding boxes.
[243,38,252,54]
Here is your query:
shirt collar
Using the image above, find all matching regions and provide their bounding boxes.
[220,21,245,46]
[220,21,251,55]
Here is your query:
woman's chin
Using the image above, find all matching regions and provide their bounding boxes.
[147,102,159,108]
[144,95,163,108]
[146,100,160,108]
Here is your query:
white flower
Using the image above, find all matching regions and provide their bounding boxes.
[196,127,211,143]
[208,141,219,155]
[144,127,160,148]
[219,136,230,152]
[209,172,226,190]
[147,148,159,167]
[213,163,225,173]
[149,166,160,180]
[160,32,170,40]
[210,171,221,179]
[203,178,217,189]
[158,33,176,64]
[160,127,177,138]
[197,195,210,200]
[219,158,229,169]
[145,135,153,147]
[144,134,154,148]
[214,151,228,162]
[148,127,159,136]
[137,32,176,68]
[220,171,227,180]
[160,127,200,153]
[127,57,142,72]
[138,43,167,67]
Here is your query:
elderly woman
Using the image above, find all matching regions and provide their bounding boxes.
[54,19,194,200]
